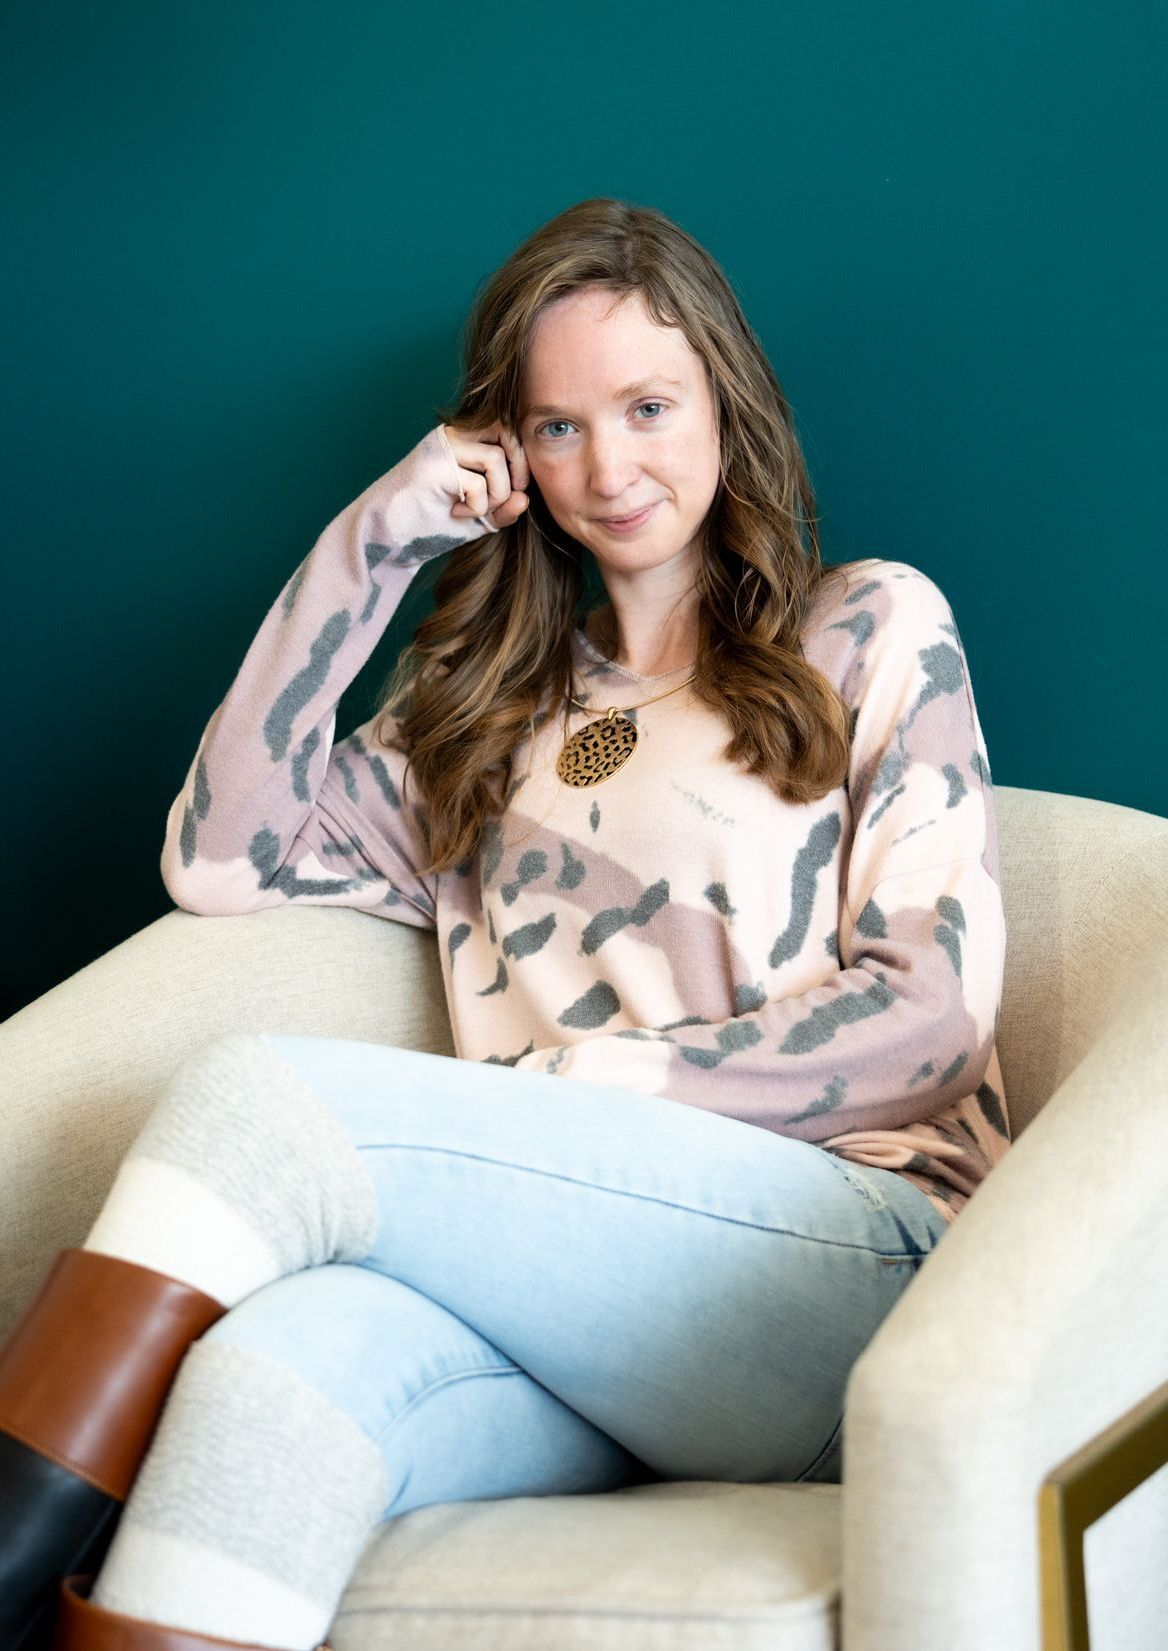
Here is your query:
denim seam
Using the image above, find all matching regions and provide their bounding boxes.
[795,1410,844,1483]
[359,1143,921,1260]
[371,1361,524,1447]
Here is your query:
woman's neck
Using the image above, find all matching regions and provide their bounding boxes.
[582,604,697,677]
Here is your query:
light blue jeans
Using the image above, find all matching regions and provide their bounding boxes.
[184,1032,948,1513]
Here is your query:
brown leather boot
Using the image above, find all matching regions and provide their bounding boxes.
[52,1577,333,1651]
[0,1250,227,1651]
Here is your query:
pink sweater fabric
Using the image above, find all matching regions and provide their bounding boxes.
[162,423,1012,1230]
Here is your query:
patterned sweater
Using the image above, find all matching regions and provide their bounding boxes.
[162,422,1012,1229]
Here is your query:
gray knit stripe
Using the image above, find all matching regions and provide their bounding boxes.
[107,1339,390,1604]
[127,1033,379,1274]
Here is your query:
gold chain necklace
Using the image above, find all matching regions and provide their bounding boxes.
[556,671,697,787]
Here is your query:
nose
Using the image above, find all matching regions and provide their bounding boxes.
[586,430,642,501]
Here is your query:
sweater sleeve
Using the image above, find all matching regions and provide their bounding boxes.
[160,424,493,930]
[511,563,1006,1146]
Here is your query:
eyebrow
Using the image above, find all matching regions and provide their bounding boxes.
[522,376,686,423]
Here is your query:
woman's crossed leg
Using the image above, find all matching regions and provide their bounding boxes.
[84,1031,946,1646]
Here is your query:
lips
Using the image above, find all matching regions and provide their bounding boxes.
[599,502,660,527]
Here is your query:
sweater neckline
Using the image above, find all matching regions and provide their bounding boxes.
[572,625,696,684]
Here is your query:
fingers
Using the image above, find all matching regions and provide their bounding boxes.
[452,490,528,526]
[497,423,531,492]
[444,419,531,525]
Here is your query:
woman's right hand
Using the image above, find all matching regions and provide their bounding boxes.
[441,419,531,528]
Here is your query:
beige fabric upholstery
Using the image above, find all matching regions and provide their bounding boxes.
[2,784,1165,1650]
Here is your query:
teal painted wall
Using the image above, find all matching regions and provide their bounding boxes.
[4,2,1164,1020]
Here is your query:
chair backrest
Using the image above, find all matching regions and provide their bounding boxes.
[993,784,1168,1138]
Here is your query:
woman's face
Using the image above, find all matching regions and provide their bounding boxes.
[518,287,721,586]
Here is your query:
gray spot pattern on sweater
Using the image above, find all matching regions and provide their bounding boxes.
[934,916,963,978]
[937,1050,969,1086]
[581,879,669,954]
[557,842,586,889]
[854,896,887,939]
[937,895,965,932]
[179,806,196,868]
[942,763,968,807]
[705,882,736,919]
[332,751,360,803]
[376,532,466,569]
[788,1075,849,1123]
[867,783,906,828]
[501,850,548,907]
[480,821,506,887]
[872,747,911,798]
[829,610,876,646]
[977,1080,1009,1135]
[264,609,350,763]
[900,641,963,739]
[193,754,212,819]
[480,1039,537,1067]
[280,560,309,617]
[769,812,842,966]
[891,819,937,847]
[250,826,359,898]
[558,980,622,1030]
[321,834,364,858]
[779,974,897,1053]
[503,912,557,960]
[179,755,214,867]
[477,957,509,997]
[678,1017,764,1069]
[291,726,322,803]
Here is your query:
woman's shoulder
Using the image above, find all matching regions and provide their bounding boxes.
[813,552,950,597]
[807,555,958,631]
[802,555,965,691]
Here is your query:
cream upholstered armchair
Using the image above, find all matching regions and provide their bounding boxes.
[2,784,1166,1651]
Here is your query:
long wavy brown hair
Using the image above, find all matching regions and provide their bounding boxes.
[372,196,858,879]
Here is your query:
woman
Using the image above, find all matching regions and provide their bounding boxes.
[0,196,1011,1651]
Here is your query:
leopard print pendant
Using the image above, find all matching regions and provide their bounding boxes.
[556,709,638,787]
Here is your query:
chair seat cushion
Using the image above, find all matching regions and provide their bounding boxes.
[333,1479,842,1651]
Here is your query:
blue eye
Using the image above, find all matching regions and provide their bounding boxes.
[536,401,668,441]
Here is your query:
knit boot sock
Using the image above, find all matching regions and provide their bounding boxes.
[54,1573,334,1650]
[1,1033,379,1651]
[82,1033,379,1306]
[0,1252,226,1651]
[86,1338,389,1649]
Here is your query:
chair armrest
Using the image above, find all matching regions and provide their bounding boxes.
[839,955,1168,1651]
[0,905,452,1335]
[1039,1373,1168,1651]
